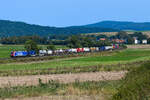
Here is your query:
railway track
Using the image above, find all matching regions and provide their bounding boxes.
[0,52,94,64]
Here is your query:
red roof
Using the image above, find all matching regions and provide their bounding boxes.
[112,39,125,43]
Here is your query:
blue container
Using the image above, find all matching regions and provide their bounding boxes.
[99,46,105,51]
[28,51,36,56]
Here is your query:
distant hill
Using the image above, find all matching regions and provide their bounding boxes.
[84,21,150,31]
[0,20,118,37]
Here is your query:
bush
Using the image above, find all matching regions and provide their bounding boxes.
[112,62,150,100]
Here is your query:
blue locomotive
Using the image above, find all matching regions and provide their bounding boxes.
[11,51,36,57]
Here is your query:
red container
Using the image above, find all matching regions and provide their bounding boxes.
[113,44,116,49]
[117,44,119,48]
[77,48,84,52]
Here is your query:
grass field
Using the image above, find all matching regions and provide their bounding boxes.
[0,45,67,58]
[0,45,24,58]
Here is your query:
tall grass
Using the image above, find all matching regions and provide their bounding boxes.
[0,80,120,99]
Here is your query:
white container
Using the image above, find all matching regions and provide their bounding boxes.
[47,50,53,55]
[39,50,47,54]
[68,49,77,53]
[96,47,99,51]
[105,46,113,50]
[84,48,90,52]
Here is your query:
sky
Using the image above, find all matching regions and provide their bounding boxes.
[0,0,150,27]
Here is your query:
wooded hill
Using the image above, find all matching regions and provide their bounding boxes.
[0,20,118,37]
[84,21,150,31]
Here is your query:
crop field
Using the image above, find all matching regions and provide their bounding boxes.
[86,31,150,37]
[0,46,150,100]
[0,45,24,58]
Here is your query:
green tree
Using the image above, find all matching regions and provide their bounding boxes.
[96,40,111,47]
[147,38,150,44]
[131,32,148,41]
[127,37,134,44]
[116,31,135,44]
[47,45,56,50]
[24,40,38,52]
[116,31,129,39]
[67,35,81,48]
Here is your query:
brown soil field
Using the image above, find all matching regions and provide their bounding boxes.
[0,71,126,88]
[127,45,150,49]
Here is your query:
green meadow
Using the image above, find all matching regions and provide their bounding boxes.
[0,49,150,71]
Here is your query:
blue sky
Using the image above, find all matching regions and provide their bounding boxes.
[0,0,150,27]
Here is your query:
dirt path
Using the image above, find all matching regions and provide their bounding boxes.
[0,71,126,88]
[2,95,105,100]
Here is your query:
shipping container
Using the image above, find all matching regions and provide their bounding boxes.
[28,51,36,56]
[99,46,105,51]
[77,48,84,52]
[90,47,96,52]
[105,46,113,50]
[83,48,90,52]
[47,50,53,55]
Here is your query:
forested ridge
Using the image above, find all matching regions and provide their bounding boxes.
[84,21,150,31]
[0,20,118,37]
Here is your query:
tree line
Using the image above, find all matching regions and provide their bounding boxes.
[1,31,150,47]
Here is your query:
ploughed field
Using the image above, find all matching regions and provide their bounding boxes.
[0,46,150,100]
[127,44,150,49]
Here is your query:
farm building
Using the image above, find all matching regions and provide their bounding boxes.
[134,39,139,44]
[134,39,147,44]
[142,40,147,44]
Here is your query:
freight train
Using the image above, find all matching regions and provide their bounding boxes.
[11,44,120,57]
